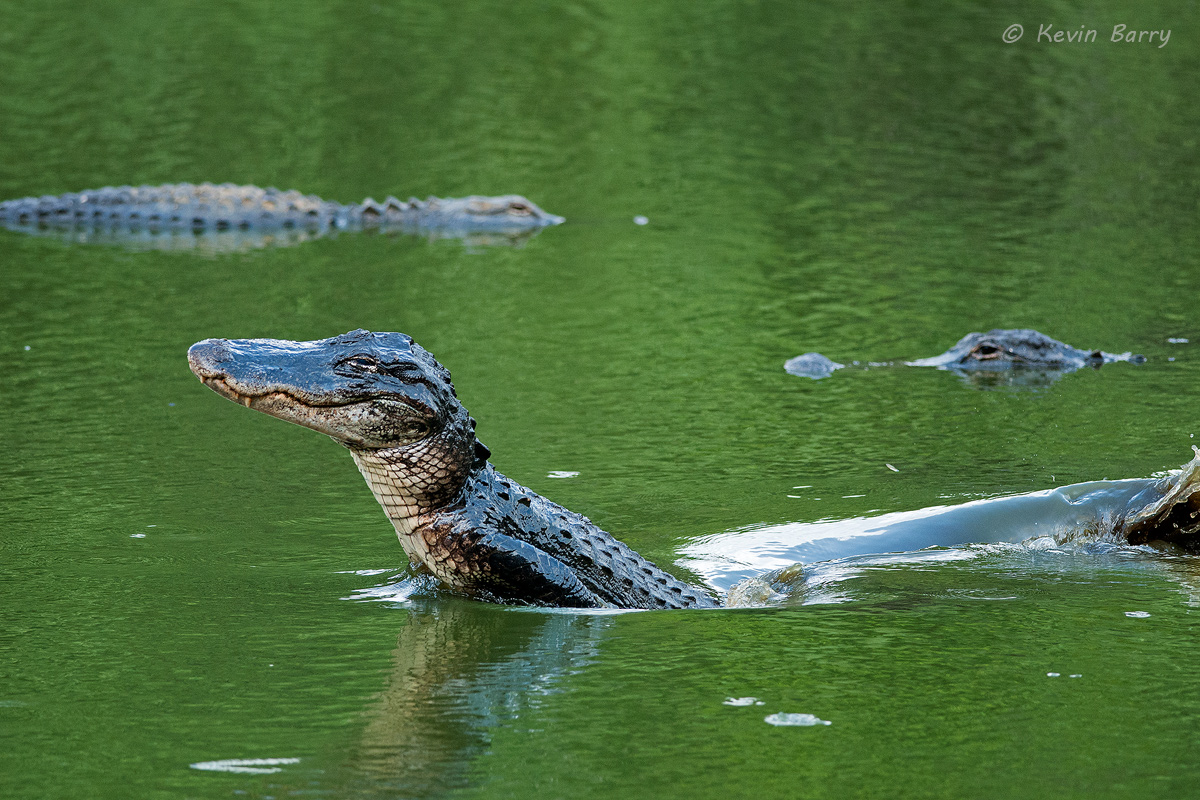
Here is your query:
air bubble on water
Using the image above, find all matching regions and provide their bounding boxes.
[547,471,580,479]
[723,697,759,706]
[1125,611,1151,618]
[633,215,649,225]
[1047,672,1060,677]
[764,713,831,727]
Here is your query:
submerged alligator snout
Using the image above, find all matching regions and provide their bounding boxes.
[188,330,718,609]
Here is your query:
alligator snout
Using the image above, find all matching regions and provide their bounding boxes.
[187,338,233,379]
[187,338,256,406]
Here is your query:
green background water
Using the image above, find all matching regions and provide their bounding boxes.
[3,1,1200,797]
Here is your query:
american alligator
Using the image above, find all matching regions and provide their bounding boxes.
[0,183,563,251]
[188,330,1194,610]
[786,328,1145,382]
[188,329,718,609]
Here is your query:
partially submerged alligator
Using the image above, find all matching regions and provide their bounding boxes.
[188,330,716,609]
[0,183,564,250]
[188,330,1196,610]
[786,329,1145,383]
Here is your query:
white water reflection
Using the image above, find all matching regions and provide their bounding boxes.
[189,757,300,774]
[681,477,1160,594]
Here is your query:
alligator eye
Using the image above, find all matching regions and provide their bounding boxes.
[972,344,1001,358]
[340,356,380,372]
[508,203,532,215]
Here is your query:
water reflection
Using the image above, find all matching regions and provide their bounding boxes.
[340,598,612,797]
[762,540,1200,612]
[0,220,555,253]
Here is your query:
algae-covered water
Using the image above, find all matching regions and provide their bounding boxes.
[3,2,1200,798]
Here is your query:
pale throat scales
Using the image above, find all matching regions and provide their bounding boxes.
[350,448,439,564]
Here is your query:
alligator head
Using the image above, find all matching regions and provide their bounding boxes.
[187,329,489,516]
[414,195,565,230]
[907,328,1147,373]
[907,329,1102,370]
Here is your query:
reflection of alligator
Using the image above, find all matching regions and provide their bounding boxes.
[188,330,1196,610]
[188,330,718,609]
[0,183,564,251]
[342,599,607,796]
[786,328,1144,384]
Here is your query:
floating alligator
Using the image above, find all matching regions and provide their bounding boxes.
[188,330,1197,610]
[786,328,1145,385]
[0,183,564,251]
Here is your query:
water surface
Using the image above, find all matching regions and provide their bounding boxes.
[2,2,1199,798]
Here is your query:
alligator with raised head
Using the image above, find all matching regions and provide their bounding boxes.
[786,328,1145,385]
[188,330,717,609]
[0,183,564,251]
[188,330,1197,610]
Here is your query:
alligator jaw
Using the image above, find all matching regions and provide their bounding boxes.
[196,374,256,407]
[188,341,364,441]
[187,343,273,408]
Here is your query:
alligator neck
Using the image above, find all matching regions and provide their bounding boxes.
[349,447,453,564]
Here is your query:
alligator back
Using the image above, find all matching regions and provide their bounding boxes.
[0,183,352,231]
[0,183,564,250]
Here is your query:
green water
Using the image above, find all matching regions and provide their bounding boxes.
[3,1,1200,797]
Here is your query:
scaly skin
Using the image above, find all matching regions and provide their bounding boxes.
[0,182,563,241]
[907,328,1142,370]
[187,329,717,609]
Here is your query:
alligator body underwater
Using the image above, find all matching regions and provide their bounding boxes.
[786,328,1144,385]
[0,183,564,251]
[189,330,1194,610]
